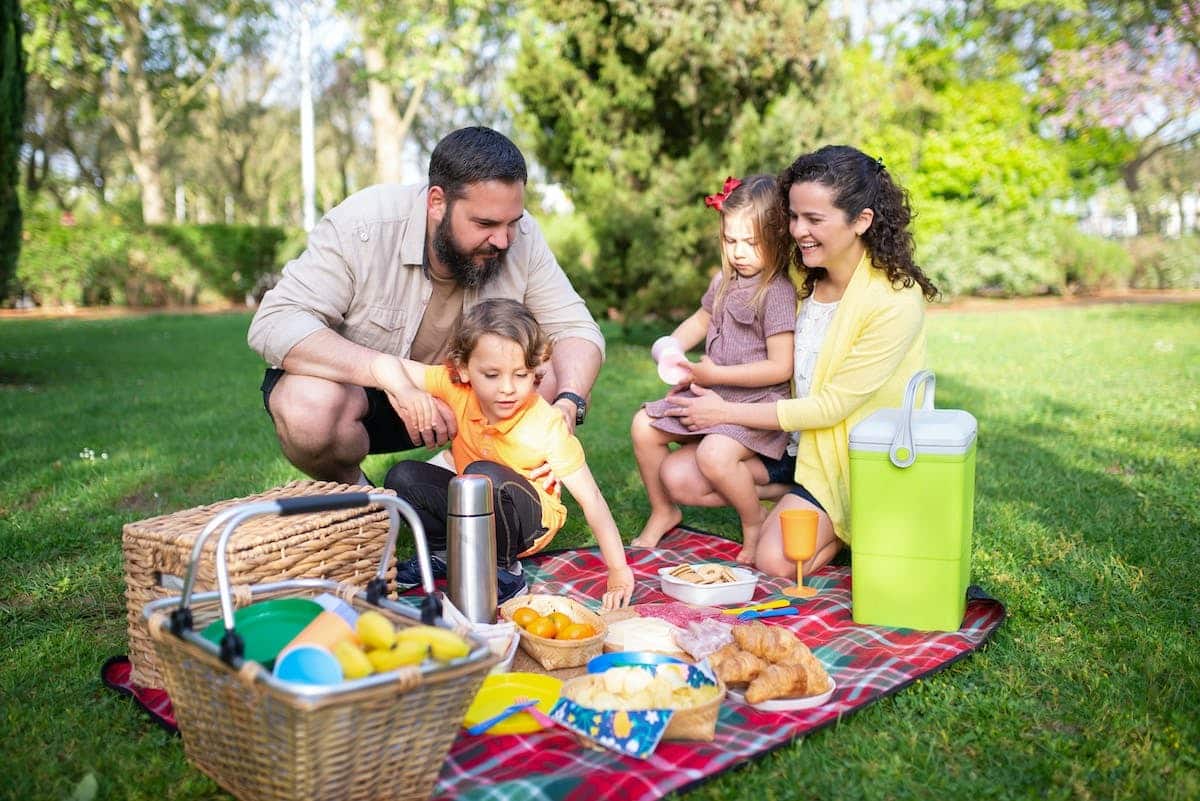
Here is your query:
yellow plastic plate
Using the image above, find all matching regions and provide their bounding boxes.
[462,672,564,735]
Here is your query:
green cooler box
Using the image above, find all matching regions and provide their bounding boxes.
[849,370,978,631]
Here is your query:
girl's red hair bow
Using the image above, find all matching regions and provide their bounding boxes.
[704,176,742,211]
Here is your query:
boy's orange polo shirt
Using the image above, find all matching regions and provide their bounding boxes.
[424,365,585,553]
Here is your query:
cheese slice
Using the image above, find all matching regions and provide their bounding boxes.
[604,617,687,656]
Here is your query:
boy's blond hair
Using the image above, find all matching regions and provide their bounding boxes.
[446,298,552,384]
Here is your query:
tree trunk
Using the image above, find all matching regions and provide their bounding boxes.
[1120,159,1151,237]
[364,43,406,184]
[106,4,168,224]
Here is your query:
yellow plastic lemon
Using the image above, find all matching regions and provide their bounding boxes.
[396,625,470,662]
[356,610,396,651]
[331,641,373,680]
[366,638,427,672]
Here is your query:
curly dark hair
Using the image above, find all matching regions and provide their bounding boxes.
[779,145,938,301]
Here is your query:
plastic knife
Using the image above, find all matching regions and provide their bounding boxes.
[722,598,791,616]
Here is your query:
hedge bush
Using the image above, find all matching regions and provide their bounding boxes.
[1126,235,1200,289]
[14,218,295,307]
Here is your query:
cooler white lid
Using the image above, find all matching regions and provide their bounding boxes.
[850,408,978,454]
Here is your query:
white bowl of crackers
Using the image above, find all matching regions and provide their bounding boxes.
[657,562,757,606]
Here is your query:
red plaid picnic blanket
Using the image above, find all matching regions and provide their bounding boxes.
[103,525,1004,800]
[433,525,1005,801]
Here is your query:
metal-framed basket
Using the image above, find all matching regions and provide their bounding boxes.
[145,492,498,801]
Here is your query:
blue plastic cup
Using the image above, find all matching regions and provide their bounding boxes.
[272,644,344,685]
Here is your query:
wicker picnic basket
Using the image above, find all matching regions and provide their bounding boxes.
[124,480,393,687]
[145,492,498,801]
[499,594,607,670]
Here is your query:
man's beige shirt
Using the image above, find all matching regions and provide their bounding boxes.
[247,183,605,367]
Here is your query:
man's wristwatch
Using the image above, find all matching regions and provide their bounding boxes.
[554,391,588,426]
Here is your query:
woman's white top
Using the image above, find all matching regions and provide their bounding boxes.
[786,295,839,456]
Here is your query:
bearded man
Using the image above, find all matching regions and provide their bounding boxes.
[248,127,604,485]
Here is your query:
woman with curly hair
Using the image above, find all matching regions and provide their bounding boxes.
[661,145,939,578]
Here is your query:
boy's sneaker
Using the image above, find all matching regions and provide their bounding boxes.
[496,567,528,604]
[395,554,447,587]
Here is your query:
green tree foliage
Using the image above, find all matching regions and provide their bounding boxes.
[1,0,24,301]
[22,0,266,224]
[338,0,517,181]
[511,0,835,319]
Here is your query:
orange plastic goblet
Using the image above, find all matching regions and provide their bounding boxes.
[779,509,819,598]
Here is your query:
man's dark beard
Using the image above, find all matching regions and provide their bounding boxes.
[433,213,505,289]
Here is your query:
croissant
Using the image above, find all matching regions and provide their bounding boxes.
[707,643,741,673]
[711,648,766,685]
[733,621,808,663]
[745,663,808,703]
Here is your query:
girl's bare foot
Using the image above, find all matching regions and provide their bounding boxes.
[631,507,683,548]
[736,522,761,564]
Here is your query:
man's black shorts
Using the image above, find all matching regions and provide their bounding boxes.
[260,367,419,454]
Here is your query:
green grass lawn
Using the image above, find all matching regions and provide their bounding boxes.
[1,303,1198,800]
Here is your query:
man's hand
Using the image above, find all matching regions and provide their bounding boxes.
[552,397,579,434]
[601,564,636,611]
[527,461,559,495]
[397,397,455,448]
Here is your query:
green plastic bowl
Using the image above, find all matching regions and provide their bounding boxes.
[200,597,323,667]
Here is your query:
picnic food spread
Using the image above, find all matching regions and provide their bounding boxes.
[708,621,830,703]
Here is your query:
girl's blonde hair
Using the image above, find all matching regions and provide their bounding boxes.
[713,173,793,314]
[446,298,552,385]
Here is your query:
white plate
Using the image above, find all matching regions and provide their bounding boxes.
[726,680,836,711]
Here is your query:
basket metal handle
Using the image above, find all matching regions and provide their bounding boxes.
[173,493,442,664]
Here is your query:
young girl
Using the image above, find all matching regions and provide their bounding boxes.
[661,146,940,579]
[630,174,796,564]
[380,298,635,611]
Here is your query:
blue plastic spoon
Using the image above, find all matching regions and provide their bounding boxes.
[737,606,800,621]
[466,698,539,735]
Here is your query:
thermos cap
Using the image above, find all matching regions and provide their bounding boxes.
[448,473,494,515]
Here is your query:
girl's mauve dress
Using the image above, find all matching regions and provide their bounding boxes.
[643,270,796,459]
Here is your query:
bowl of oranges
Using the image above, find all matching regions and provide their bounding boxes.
[499,594,607,670]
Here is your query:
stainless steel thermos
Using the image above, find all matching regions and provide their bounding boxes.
[447,474,498,624]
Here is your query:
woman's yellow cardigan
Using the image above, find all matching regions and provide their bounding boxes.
[776,253,928,545]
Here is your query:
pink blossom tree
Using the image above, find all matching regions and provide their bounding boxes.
[1042,20,1200,233]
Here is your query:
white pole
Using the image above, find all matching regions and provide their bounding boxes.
[300,2,317,231]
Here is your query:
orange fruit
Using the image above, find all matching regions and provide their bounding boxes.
[511,607,540,628]
[548,612,573,633]
[558,623,596,641]
[525,616,557,639]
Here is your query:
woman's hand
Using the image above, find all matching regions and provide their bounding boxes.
[665,384,728,431]
[601,564,636,611]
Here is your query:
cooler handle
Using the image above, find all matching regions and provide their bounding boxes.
[173,493,440,664]
[889,370,936,469]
